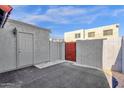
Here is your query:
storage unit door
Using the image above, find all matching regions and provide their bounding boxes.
[17,32,34,67]
[65,42,76,62]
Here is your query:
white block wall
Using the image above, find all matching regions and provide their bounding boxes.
[50,41,65,61]
[0,29,16,73]
[76,38,123,73]
[5,19,50,64]
[103,38,122,72]
[0,19,50,73]
[76,40,103,69]
[122,37,124,73]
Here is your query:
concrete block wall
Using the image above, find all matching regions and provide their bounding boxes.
[49,41,65,61]
[0,19,50,73]
[34,30,50,64]
[103,38,122,72]
[5,19,50,64]
[59,42,65,60]
[76,38,123,73]
[0,29,16,73]
[76,39,103,69]
[122,37,124,73]
[0,29,64,73]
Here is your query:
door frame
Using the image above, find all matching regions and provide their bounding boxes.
[16,31,35,69]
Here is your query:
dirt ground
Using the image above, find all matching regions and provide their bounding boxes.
[112,71,124,88]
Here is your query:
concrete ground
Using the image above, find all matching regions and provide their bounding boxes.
[0,62,109,88]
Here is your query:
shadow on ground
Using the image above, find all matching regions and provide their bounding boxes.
[0,62,110,88]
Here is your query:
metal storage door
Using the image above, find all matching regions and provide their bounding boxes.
[65,42,76,62]
[17,32,34,67]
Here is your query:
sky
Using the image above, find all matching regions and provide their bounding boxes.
[10,5,124,38]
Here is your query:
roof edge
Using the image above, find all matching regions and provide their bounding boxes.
[7,19,51,33]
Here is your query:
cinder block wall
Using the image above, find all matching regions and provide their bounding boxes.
[76,38,123,72]
[5,19,50,64]
[0,29,16,73]
[60,42,65,60]
[122,37,124,73]
[34,30,50,64]
[0,19,50,73]
[49,41,65,61]
[76,39,103,69]
[103,38,122,72]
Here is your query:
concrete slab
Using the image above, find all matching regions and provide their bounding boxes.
[34,60,65,69]
[0,62,109,88]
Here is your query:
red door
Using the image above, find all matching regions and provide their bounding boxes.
[65,42,76,62]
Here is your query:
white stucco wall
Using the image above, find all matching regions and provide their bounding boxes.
[64,24,119,42]
[64,29,84,42]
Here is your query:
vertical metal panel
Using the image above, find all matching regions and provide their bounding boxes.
[65,42,76,61]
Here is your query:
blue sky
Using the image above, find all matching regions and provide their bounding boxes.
[10,5,124,38]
